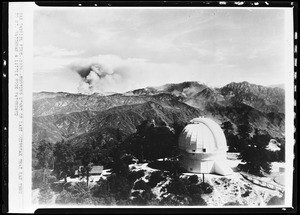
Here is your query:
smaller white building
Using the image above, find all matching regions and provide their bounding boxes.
[179,117,233,175]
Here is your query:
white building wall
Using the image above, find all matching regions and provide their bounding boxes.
[181,150,230,174]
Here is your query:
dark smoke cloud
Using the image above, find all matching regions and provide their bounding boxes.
[67,55,196,94]
[75,66,92,79]
[69,62,129,94]
[71,64,112,79]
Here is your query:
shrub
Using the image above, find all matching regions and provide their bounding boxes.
[107,174,132,200]
[141,189,154,200]
[190,193,207,206]
[131,191,140,197]
[91,178,111,198]
[187,184,202,195]
[55,182,101,205]
[241,189,251,197]
[32,169,44,189]
[32,158,39,170]
[131,195,147,205]
[50,182,64,193]
[161,175,212,206]
[133,180,150,191]
[224,201,242,206]
[147,199,160,206]
[159,195,181,206]
[214,181,220,185]
[128,170,145,183]
[116,199,131,205]
[131,189,155,206]
[188,175,199,184]
[166,179,188,196]
[66,181,89,195]
[47,175,58,184]
[121,154,136,165]
[148,171,165,188]
[102,196,117,205]
[200,182,213,194]
[62,182,73,191]
[55,190,76,204]
[159,195,190,206]
[32,169,53,189]
[38,182,53,204]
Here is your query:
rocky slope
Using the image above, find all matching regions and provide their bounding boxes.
[32,81,285,145]
[33,99,203,144]
[220,81,285,113]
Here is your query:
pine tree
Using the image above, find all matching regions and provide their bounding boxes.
[36,140,54,169]
[53,141,75,183]
[76,143,94,186]
[237,123,253,140]
[222,121,234,135]
[239,129,271,176]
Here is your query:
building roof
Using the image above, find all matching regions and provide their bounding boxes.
[178,117,227,153]
[90,166,104,174]
[74,166,104,176]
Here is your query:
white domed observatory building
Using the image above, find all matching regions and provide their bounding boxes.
[178,117,233,176]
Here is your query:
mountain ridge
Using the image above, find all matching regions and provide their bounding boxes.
[33,81,285,145]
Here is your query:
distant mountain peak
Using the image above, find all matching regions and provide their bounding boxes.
[33,80,285,145]
[268,84,285,89]
[220,81,285,113]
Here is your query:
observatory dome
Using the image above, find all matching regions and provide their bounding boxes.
[178,117,233,175]
[178,117,227,153]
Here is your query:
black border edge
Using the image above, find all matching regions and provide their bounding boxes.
[33,1,298,214]
[34,1,294,7]
[293,1,298,215]
[34,207,297,214]
[1,1,297,214]
[2,1,9,214]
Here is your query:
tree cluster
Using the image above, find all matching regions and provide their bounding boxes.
[161,175,210,206]
[32,119,208,205]
[123,120,185,162]
[221,120,285,176]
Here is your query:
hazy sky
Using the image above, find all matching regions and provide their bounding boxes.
[33,8,291,93]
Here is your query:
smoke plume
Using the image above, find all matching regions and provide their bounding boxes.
[68,55,201,94]
[70,62,126,94]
